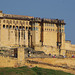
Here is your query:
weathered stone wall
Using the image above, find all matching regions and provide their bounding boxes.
[0,56,17,67]
[0,47,25,67]
[34,46,59,55]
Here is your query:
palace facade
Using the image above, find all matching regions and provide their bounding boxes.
[0,11,75,57]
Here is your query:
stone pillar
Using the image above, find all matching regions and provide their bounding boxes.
[17,47,25,66]
[25,31,28,47]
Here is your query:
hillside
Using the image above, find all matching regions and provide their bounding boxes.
[0,66,73,75]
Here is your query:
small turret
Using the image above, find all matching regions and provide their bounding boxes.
[0,10,3,17]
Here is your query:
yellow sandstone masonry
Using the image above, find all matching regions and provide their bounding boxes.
[0,11,75,57]
[0,11,75,75]
[0,47,25,67]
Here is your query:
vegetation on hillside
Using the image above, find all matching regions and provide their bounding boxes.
[0,66,74,75]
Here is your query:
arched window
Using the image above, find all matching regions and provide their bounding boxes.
[10,20,12,24]
[26,27,28,30]
[13,20,15,24]
[62,29,64,32]
[16,26,18,30]
[19,26,21,30]
[23,26,25,30]
[16,21,18,24]
[32,28,33,30]
[33,27,35,30]
[59,29,61,32]
[36,27,38,30]
[9,25,12,29]
[6,25,8,29]
[13,26,15,29]
[26,21,28,25]
[3,25,5,28]
[3,20,5,23]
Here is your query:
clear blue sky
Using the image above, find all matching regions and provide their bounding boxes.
[0,0,75,44]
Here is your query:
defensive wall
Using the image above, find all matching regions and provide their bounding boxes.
[0,56,17,67]
[0,49,75,69]
[0,47,25,67]
[0,47,75,74]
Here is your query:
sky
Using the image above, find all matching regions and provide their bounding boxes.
[0,0,75,44]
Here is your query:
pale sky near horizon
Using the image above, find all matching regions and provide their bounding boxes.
[0,0,75,44]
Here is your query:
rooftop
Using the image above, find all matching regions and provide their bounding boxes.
[0,11,66,25]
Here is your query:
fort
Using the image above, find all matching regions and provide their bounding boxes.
[0,11,75,74]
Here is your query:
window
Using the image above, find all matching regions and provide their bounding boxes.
[16,21,18,24]
[36,27,38,30]
[3,25,5,28]
[59,29,61,32]
[23,26,25,30]
[9,25,12,29]
[6,25,8,29]
[7,20,8,23]
[13,20,15,24]
[10,20,12,24]
[26,27,28,30]
[16,26,18,30]
[32,28,34,30]
[32,27,35,31]
[62,29,64,32]
[3,20,5,23]
[20,21,21,24]
[26,22,28,25]
[13,26,15,29]
[59,25,61,27]
[19,26,21,30]
[35,23,38,26]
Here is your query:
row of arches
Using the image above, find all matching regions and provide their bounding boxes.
[3,25,31,30]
